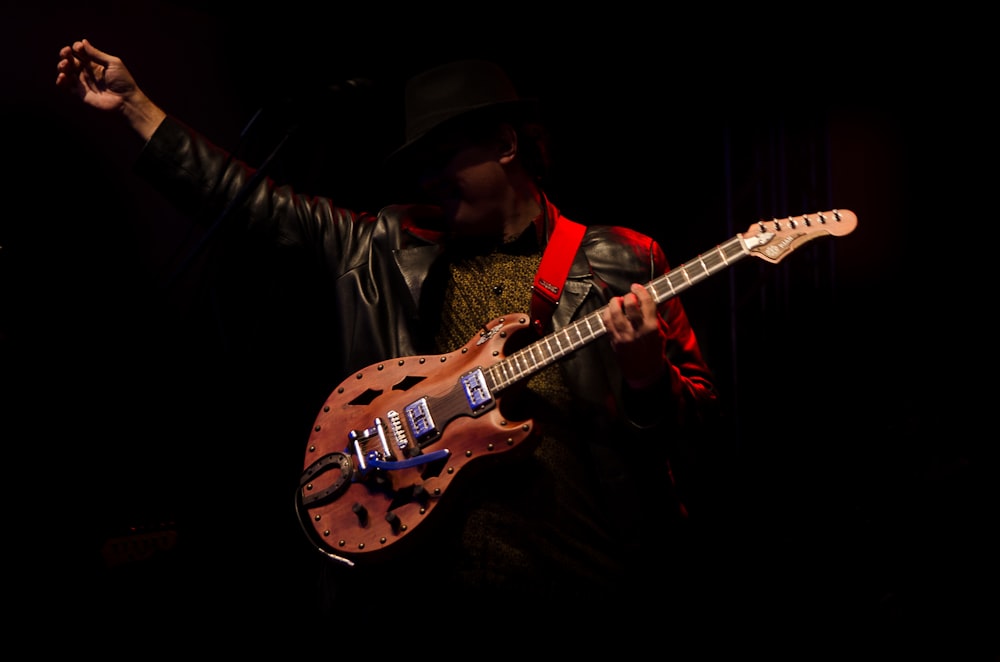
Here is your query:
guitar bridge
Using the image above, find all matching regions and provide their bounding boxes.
[386,409,409,451]
[349,416,450,477]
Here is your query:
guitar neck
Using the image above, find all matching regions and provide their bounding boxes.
[485,207,858,392]
[487,235,750,391]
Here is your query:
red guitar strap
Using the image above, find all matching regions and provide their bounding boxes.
[531,216,585,336]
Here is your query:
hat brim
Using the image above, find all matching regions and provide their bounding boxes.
[383,98,537,173]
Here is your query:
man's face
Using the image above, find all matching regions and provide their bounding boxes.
[415,136,509,238]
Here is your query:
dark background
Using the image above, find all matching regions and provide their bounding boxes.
[5,3,996,655]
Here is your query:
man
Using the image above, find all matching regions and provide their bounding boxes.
[56,39,719,628]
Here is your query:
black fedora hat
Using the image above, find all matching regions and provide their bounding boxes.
[385,59,536,168]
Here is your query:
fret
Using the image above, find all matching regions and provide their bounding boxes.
[688,259,708,281]
[513,351,530,376]
[541,336,557,361]
[526,343,543,368]
[497,360,514,387]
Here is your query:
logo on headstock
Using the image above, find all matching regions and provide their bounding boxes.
[763,232,800,259]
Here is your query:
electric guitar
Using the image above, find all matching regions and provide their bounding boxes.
[296,209,858,566]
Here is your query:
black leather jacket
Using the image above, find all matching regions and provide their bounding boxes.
[137,116,717,444]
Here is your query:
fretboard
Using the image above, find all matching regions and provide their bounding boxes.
[486,234,750,392]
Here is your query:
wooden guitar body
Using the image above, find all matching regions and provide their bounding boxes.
[298,313,535,565]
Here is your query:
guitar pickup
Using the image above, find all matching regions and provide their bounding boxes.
[461,368,493,412]
[404,397,436,444]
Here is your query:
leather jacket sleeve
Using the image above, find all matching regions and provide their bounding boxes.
[132,116,435,377]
